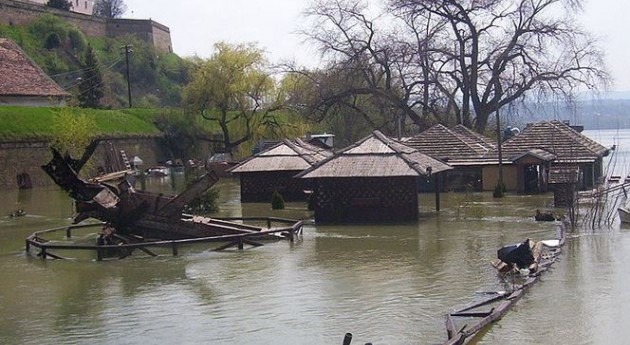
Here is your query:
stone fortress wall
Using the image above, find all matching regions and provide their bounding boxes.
[0,0,173,53]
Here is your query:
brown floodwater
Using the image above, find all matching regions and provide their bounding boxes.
[1,170,629,345]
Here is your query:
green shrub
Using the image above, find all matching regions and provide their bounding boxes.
[68,28,87,52]
[271,190,285,210]
[44,32,61,49]
[183,187,220,214]
[493,181,506,198]
[29,14,69,43]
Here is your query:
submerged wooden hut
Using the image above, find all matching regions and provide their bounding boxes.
[228,139,332,202]
[498,120,609,192]
[296,130,452,223]
[404,124,496,191]
[406,121,608,193]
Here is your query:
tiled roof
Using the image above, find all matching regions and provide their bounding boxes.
[499,120,609,163]
[403,124,495,163]
[0,38,70,97]
[228,138,332,173]
[297,130,452,178]
[510,148,557,162]
[451,124,497,149]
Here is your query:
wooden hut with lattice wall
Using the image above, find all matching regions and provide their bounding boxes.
[228,139,332,202]
[296,131,452,223]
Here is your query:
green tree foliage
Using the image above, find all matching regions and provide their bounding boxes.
[183,42,303,156]
[29,14,69,45]
[183,187,220,214]
[93,0,127,18]
[68,28,87,52]
[154,110,204,159]
[78,44,104,108]
[44,32,61,49]
[46,0,72,11]
[50,108,97,158]
[271,190,285,210]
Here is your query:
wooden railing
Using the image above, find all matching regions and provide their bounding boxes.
[25,217,304,261]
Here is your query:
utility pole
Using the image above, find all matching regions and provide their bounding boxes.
[495,108,504,197]
[121,44,133,108]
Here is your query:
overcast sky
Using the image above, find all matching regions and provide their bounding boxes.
[124,0,629,92]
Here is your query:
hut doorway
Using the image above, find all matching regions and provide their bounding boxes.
[523,165,539,193]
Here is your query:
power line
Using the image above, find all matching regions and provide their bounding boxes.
[60,59,122,91]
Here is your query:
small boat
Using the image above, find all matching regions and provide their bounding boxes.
[618,204,630,223]
[146,165,169,177]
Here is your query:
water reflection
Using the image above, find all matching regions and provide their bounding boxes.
[1,175,630,344]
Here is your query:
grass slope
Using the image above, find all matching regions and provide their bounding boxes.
[0,106,162,141]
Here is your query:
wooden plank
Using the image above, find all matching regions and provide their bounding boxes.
[445,314,457,339]
[450,311,493,318]
[455,293,507,313]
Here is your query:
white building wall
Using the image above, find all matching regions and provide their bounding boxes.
[20,0,94,15]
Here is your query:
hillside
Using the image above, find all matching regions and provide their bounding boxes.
[0,14,190,109]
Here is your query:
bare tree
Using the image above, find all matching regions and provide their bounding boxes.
[298,0,440,134]
[93,0,127,18]
[301,0,609,134]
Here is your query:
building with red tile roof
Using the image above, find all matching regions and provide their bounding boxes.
[0,38,71,106]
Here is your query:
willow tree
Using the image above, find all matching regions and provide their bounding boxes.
[182,42,283,155]
[301,0,609,134]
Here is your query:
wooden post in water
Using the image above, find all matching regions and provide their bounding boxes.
[435,173,441,212]
[342,333,353,345]
[171,242,178,256]
[287,228,294,242]
[238,238,244,250]
[66,227,72,238]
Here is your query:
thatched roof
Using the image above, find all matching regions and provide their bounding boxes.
[228,138,332,173]
[297,130,452,178]
[499,120,609,163]
[403,124,495,164]
[0,38,70,98]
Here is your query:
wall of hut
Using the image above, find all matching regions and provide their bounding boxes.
[444,167,483,192]
[482,165,518,191]
[312,177,418,223]
[239,171,309,203]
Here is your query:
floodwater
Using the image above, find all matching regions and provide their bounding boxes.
[1,130,629,345]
